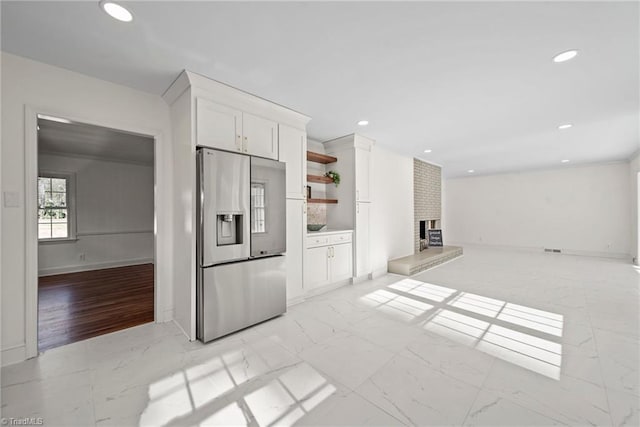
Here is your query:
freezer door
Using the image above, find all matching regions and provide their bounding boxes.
[198,148,250,266]
[250,157,286,257]
[197,256,286,342]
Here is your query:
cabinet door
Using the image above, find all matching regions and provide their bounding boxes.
[243,113,278,159]
[279,124,307,199]
[304,246,330,290]
[355,148,371,202]
[331,243,353,282]
[285,199,306,302]
[196,98,242,152]
[355,202,371,278]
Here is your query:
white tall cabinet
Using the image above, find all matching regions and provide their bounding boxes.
[163,71,311,339]
[324,134,374,281]
[279,124,308,304]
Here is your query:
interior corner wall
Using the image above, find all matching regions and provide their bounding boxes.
[1,52,173,365]
[37,154,154,275]
[370,146,414,275]
[444,162,632,258]
[630,152,640,265]
[413,159,442,252]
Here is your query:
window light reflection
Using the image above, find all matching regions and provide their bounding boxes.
[360,279,564,380]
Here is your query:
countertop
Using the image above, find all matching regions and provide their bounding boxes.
[306,228,353,236]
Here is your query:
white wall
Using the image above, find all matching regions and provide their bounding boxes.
[630,152,640,265]
[444,162,631,258]
[370,146,414,275]
[38,154,154,275]
[1,52,173,365]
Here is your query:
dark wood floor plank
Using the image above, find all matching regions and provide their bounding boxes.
[38,264,154,351]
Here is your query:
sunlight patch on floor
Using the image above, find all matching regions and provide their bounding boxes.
[362,278,564,380]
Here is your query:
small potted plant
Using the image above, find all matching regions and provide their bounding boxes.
[325,170,340,187]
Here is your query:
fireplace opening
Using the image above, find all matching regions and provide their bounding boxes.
[419,219,441,251]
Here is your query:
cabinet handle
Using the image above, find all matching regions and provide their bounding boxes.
[357,202,360,214]
[303,201,306,214]
[237,134,242,151]
[243,136,248,152]
[327,248,331,259]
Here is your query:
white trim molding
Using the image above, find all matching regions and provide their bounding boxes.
[38,258,154,277]
[23,104,167,362]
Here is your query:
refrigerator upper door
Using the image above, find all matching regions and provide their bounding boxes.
[198,148,250,266]
[250,157,286,257]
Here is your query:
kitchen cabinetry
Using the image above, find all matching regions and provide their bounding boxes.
[279,125,307,199]
[323,134,374,280]
[304,231,353,290]
[196,98,242,153]
[163,70,311,339]
[243,113,278,159]
[196,98,278,159]
[355,202,371,277]
[355,148,371,202]
[286,199,306,302]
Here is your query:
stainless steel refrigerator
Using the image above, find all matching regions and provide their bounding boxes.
[196,147,287,343]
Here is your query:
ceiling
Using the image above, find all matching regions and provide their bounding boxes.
[38,117,154,165]
[3,1,638,177]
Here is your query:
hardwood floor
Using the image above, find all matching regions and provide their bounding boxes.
[38,263,154,351]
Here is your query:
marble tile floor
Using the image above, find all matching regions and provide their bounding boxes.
[2,247,639,426]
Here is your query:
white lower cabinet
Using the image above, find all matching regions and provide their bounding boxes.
[331,243,353,282]
[304,233,353,291]
[305,246,331,290]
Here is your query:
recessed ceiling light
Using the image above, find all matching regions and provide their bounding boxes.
[553,49,578,63]
[558,123,573,130]
[357,120,369,126]
[561,159,570,163]
[37,114,72,124]
[468,169,475,173]
[423,149,432,153]
[100,1,133,22]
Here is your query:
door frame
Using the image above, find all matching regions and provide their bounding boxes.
[25,105,165,358]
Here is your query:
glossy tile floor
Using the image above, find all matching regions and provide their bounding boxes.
[2,247,638,426]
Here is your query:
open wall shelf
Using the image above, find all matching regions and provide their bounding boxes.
[308,198,338,204]
[307,174,334,184]
[307,151,337,164]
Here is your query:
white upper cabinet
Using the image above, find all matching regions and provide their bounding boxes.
[242,113,278,159]
[196,98,242,153]
[355,147,371,202]
[279,124,307,199]
[195,98,278,160]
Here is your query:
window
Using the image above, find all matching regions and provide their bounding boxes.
[251,182,266,233]
[38,174,74,240]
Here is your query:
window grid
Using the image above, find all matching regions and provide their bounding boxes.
[38,176,69,239]
[251,183,266,233]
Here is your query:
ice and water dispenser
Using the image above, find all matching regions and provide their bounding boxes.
[216,213,244,246]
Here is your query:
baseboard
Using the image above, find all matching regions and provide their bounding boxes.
[2,343,27,367]
[448,242,630,260]
[371,266,388,279]
[286,295,306,307]
[172,318,193,341]
[159,307,174,323]
[38,258,154,276]
[304,278,352,298]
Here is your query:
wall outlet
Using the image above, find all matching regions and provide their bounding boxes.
[79,253,86,261]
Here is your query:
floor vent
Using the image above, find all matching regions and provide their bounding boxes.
[544,248,562,253]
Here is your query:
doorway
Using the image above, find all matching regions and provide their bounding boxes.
[35,115,156,351]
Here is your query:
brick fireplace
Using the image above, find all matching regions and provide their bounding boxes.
[413,158,441,252]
